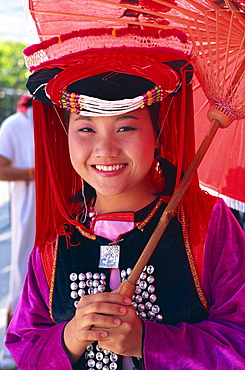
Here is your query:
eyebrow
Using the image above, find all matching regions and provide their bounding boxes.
[74,116,92,121]
[115,115,139,121]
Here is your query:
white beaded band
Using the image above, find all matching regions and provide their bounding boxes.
[60,85,164,116]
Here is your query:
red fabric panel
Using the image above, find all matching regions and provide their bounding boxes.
[194,86,245,203]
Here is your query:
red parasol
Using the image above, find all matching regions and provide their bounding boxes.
[194,80,245,212]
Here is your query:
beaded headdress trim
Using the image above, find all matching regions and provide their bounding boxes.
[60,85,163,116]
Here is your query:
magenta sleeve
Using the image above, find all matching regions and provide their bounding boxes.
[5,248,73,369]
[143,199,245,369]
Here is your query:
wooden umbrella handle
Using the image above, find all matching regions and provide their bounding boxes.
[115,118,220,299]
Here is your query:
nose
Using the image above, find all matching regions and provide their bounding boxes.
[94,135,120,158]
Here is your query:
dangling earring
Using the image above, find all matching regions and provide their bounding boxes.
[154,147,161,160]
[80,179,88,223]
[148,147,165,193]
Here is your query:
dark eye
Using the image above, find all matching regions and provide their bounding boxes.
[118,126,137,132]
[78,127,95,132]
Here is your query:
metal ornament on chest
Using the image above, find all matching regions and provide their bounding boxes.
[69,270,120,369]
[99,244,120,268]
[69,264,163,318]
[121,265,163,323]
[85,344,118,370]
[69,272,106,308]
[69,264,162,369]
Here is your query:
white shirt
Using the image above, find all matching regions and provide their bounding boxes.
[0,109,36,311]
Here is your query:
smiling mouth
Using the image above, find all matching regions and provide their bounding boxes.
[93,164,127,172]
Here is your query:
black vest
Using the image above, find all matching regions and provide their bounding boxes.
[52,200,208,369]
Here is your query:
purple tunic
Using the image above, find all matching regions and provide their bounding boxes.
[6,199,245,369]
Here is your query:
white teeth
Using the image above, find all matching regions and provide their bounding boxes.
[95,164,125,171]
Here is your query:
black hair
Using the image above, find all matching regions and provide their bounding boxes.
[148,102,161,138]
[64,110,70,128]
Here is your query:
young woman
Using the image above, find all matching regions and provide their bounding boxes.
[5,27,245,369]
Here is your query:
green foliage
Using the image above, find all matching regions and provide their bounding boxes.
[0,39,29,90]
[0,39,29,122]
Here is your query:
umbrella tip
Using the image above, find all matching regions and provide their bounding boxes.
[207,105,235,128]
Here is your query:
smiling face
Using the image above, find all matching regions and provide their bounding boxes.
[68,107,156,208]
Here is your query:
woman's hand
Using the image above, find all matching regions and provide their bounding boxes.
[94,300,143,358]
[63,292,132,364]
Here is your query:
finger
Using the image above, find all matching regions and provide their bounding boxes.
[80,312,122,329]
[78,292,131,307]
[76,327,109,343]
[77,299,130,317]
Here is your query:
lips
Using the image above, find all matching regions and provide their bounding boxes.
[93,164,127,172]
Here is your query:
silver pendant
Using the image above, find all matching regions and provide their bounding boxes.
[98,244,120,268]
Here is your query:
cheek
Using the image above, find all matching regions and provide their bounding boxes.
[68,135,77,164]
[140,132,156,157]
[132,135,155,173]
[142,134,156,169]
[68,135,87,170]
[143,139,155,153]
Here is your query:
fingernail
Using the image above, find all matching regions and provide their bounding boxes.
[101,332,108,338]
[114,318,121,325]
[124,298,131,305]
[119,307,126,314]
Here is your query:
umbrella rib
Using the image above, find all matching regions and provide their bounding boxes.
[30,9,176,35]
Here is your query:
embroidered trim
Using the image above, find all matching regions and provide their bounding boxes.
[94,212,135,222]
[49,235,59,322]
[76,220,97,240]
[180,206,208,312]
[135,196,166,231]
[40,240,55,288]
